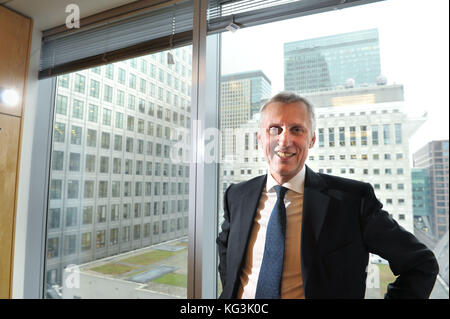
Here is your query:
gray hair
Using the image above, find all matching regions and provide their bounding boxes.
[259,91,316,134]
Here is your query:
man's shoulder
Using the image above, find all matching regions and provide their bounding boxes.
[226,174,266,196]
[317,172,372,196]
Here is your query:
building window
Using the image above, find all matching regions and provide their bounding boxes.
[318,128,324,147]
[55,95,68,115]
[350,126,356,146]
[328,128,335,147]
[339,127,345,146]
[383,124,390,145]
[395,123,402,144]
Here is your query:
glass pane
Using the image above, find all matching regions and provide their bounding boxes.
[45,46,192,299]
[218,0,448,299]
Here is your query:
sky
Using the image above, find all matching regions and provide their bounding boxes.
[220,0,449,154]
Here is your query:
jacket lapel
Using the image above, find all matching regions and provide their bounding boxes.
[235,175,267,280]
[301,166,330,296]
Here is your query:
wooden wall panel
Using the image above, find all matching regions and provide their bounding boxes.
[0,6,32,117]
[0,5,32,298]
[0,115,21,298]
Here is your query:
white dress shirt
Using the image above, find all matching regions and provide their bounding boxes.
[237,166,306,299]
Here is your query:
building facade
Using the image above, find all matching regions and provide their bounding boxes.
[220,70,271,158]
[46,48,192,287]
[219,84,425,234]
[413,140,450,239]
[284,29,381,94]
[411,168,433,231]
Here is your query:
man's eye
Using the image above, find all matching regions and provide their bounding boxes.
[292,127,304,134]
[269,126,282,135]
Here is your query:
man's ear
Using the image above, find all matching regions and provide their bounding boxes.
[257,131,262,148]
[309,133,316,149]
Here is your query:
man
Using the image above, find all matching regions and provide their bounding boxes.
[216,91,439,299]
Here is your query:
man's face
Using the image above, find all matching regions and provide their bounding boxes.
[257,101,316,184]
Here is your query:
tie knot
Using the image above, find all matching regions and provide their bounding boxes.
[273,185,288,200]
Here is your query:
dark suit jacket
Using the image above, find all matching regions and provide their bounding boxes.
[216,166,439,299]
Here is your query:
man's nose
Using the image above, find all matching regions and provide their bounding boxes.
[278,127,290,146]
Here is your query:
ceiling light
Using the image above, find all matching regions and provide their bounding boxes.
[0,88,20,107]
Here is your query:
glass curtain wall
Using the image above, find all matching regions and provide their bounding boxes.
[217,0,448,299]
[45,47,193,299]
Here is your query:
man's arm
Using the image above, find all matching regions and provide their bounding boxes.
[216,184,233,290]
[360,183,439,299]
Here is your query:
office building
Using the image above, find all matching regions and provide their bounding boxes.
[284,29,381,94]
[413,140,450,239]
[411,168,433,232]
[220,83,424,233]
[220,70,271,158]
[46,48,192,287]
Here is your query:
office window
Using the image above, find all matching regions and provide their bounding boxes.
[350,126,356,146]
[129,74,136,89]
[67,180,79,199]
[126,137,134,153]
[69,153,81,171]
[339,127,345,146]
[88,104,99,122]
[86,129,97,147]
[52,151,64,171]
[70,126,82,145]
[101,132,110,149]
[55,95,68,115]
[85,154,96,173]
[128,94,136,110]
[100,156,109,173]
[54,122,66,143]
[48,209,61,229]
[127,116,135,131]
[83,207,93,225]
[360,126,367,146]
[383,124,390,145]
[328,128,335,147]
[116,90,125,107]
[81,233,92,251]
[58,74,69,88]
[64,235,77,255]
[65,208,77,227]
[97,205,107,223]
[105,64,114,80]
[395,123,402,144]
[90,79,100,98]
[118,68,126,84]
[74,74,85,93]
[98,181,108,198]
[371,125,379,145]
[318,128,324,147]
[110,229,119,245]
[96,231,106,248]
[102,108,112,126]
[114,112,123,129]
[114,135,122,151]
[84,181,94,198]
[111,205,120,221]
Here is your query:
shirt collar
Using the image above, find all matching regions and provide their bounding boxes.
[266,165,306,194]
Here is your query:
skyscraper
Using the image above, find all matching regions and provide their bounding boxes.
[220,70,271,157]
[284,29,381,94]
[413,140,450,239]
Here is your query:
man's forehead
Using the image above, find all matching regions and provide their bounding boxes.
[262,101,309,123]
[265,100,307,111]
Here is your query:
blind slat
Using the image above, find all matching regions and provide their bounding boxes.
[207,0,385,34]
[39,0,194,77]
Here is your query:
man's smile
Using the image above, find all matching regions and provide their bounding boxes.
[276,151,296,158]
